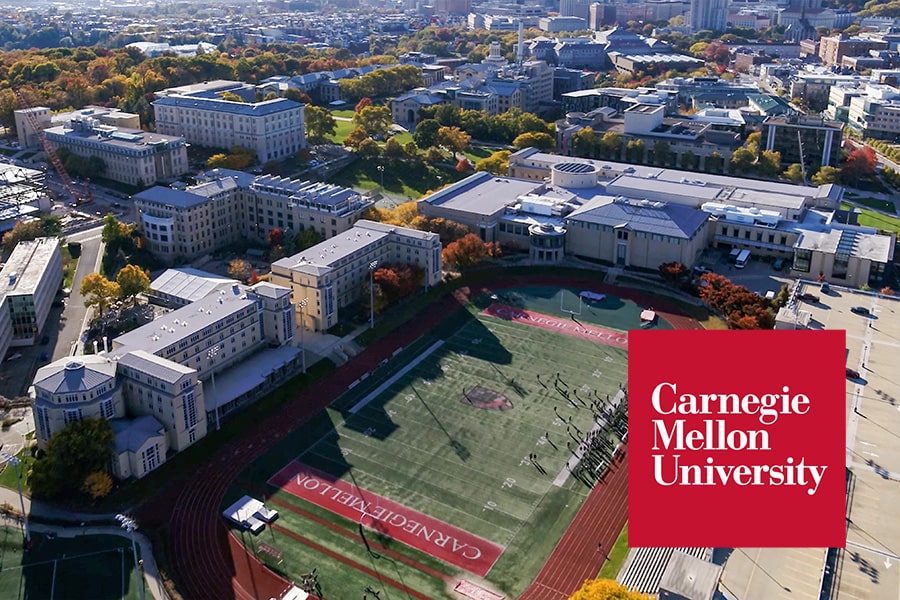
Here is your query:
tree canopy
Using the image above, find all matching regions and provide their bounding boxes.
[569,579,652,600]
[30,418,115,500]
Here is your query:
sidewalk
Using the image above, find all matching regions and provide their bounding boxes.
[0,486,167,600]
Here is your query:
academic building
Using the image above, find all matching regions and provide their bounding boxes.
[271,220,442,333]
[134,170,373,264]
[0,237,63,347]
[153,80,306,163]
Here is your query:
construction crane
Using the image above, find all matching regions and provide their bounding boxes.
[13,88,88,204]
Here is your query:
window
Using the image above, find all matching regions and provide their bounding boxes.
[792,248,811,273]
[36,406,50,441]
[100,398,115,420]
[64,408,83,425]
[183,390,198,430]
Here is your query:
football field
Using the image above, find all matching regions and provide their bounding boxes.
[234,288,645,599]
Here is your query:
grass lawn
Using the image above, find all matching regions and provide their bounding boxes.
[0,527,144,600]
[327,159,466,199]
[61,245,78,290]
[463,146,496,164]
[0,450,34,497]
[843,195,896,214]
[598,523,628,579]
[841,202,900,235]
[329,109,355,119]
[234,287,641,599]
[331,119,356,144]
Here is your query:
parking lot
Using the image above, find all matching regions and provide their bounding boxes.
[695,248,793,297]
[722,284,900,600]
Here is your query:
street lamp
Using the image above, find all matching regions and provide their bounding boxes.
[368,260,379,330]
[207,345,220,430]
[0,453,29,545]
[297,298,308,374]
[115,514,144,600]
[377,165,385,191]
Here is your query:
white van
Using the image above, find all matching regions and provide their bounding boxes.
[735,249,751,269]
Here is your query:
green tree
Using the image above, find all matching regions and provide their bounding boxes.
[305,105,337,144]
[681,151,699,170]
[30,418,115,500]
[413,119,441,149]
[599,131,622,159]
[512,131,555,151]
[626,139,645,163]
[116,264,151,306]
[758,149,782,177]
[383,137,405,159]
[811,166,840,185]
[357,138,381,157]
[652,140,672,166]
[571,128,597,157]
[352,105,393,138]
[294,228,323,251]
[730,146,756,173]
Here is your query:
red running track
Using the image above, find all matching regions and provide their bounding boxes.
[518,446,629,600]
[143,275,695,600]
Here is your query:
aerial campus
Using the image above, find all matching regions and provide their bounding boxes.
[0,0,897,599]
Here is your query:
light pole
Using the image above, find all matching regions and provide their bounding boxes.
[115,514,144,600]
[297,298,308,374]
[207,345,220,430]
[368,260,378,330]
[0,453,29,545]
[377,165,385,191]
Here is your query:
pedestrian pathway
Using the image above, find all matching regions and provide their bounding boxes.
[0,486,167,600]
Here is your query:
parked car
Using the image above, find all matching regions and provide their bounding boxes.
[773,258,784,271]
[798,293,820,303]
[821,283,831,293]
[693,265,711,274]
[850,306,871,316]
[846,368,860,379]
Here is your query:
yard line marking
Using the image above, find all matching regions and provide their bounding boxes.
[349,340,444,414]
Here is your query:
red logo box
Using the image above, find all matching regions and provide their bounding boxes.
[628,329,846,548]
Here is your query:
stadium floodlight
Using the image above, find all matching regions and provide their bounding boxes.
[207,345,220,430]
[297,298,309,374]
[0,452,29,545]
[115,514,144,600]
[368,260,379,330]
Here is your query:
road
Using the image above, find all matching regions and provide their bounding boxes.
[56,226,104,360]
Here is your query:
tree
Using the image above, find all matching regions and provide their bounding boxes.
[81,273,120,316]
[599,131,622,159]
[436,126,471,155]
[116,264,150,306]
[305,105,337,144]
[652,140,672,166]
[442,233,501,269]
[758,149,782,177]
[783,163,804,183]
[268,227,285,248]
[353,105,392,138]
[357,138,381,157]
[569,578,651,600]
[680,151,699,170]
[456,158,473,172]
[512,131,555,151]
[344,127,370,150]
[706,152,725,173]
[413,119,441,149]
[811,166,840,185]
[475,150,511,175]
[207,146,256,170]
[383,137,405,159]
[659,261,689,286]
[626,139,645,163]
[228,258,253,282]
[355,97,373,112]
[842,146,877,182]
[1,219,44,255]
[294,228,323,251]
[571,128,597,157]
[30,418,115,500]
[83,471,113,500]
[730,146,756,173]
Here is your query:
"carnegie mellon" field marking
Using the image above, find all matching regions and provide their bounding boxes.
[482,304,628,349]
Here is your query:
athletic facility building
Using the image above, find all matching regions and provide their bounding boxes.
[418,148,894,286]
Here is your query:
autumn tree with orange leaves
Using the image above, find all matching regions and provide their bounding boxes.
[698,273,775,329]
[442,233,501,269]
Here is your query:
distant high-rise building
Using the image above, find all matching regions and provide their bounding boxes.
[560,0,576,17]
[690,0,727,31]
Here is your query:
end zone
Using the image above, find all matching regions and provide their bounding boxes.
[483,304,628,348]
[269,461,504,577]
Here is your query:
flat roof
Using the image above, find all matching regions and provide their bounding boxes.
[659,551,722,600]
[150,268,238,304]
[153,95,303,117]
[0,237,59,298]
[135,177,239,210]
[607,175,723,203]
[419,171,538,218]
[112,285,256,357]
